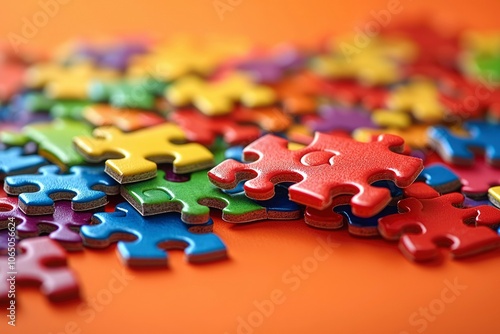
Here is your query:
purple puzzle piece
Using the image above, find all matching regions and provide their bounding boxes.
[160,164,190,182]
[0,230,11,255]
[73,41,149,71]
[305,104,377,133]
[0,197,93,251]
[236,46,305,83]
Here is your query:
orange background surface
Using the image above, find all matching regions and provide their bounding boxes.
[2,1,500,333]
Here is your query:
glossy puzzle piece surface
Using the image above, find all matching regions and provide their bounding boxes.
[0,197,92,251]
[0,147,47,179]
[336,204,399,237]
[1,118,92,169]
[417,164,462,193]
[73,123,215,183]
[4,165,119,215]
[169,108,261,146]
[0,237,80,303]
[429,121,500,166]
[208,132,423,216]
[81,202,227,267]
[83,104,166,131]
[378,190,500,261]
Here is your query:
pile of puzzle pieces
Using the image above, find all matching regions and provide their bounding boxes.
[3,20,500,303]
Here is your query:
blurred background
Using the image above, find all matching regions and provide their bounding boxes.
[3,0,500,49]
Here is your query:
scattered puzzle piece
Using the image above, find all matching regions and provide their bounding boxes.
[0,197,92,251]
[1,118,92,169]
[122,169,267,223]
[73,123,215,183]
[305,104,376,133]
[83,104,166,131]
[4,165,119,215]
[209,132,423,216]
[0,237,80,303]
[81,202,227,267]
[336,204,399,237]
[429,121,500,167]
[165,73,276,116]
[417,164,462,194]
[169,108,261,146]
[0,147,47,179]
[378,189,500,261]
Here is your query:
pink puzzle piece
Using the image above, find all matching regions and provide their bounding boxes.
[426,154,500,198]
[378,188,500,261]
[0,237,80,303]
[209,132,423,216]
[0,197,93,251]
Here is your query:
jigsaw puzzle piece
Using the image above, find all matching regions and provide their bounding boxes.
[83,104,166,131]
[73,123,215,183]
[0,197,92,251]
[353,124,430,149]
[209,132,423,217]
[50,100,92,120]
[4,165,119,215]
[121,169,267,224]
[0,237,80,303]
[416,164,462,194]
[336,204,399,237]
[0,147,47,179]
[429,121,500,167]
[169,108,261,146]
[488,186,500,209]
[304,180,402,230]
[304,104,377,133]
[1,118,91,169]
[81,202,227,267]
[378,191,500,261]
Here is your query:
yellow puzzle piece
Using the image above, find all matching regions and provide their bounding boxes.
[165,73,276,116]
[73,124,215,183]
[488,186,500,208]
[353,124,430,149]
[371,109,412,129]
[25,62,119,99]
[386,80,446,123]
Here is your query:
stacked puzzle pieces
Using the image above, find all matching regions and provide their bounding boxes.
[3,20,500,303]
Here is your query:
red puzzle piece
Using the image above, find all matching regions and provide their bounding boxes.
[209,132,423,216]
[321,80,389,110]
[378,188,500,261]
[170,108,261,146]
[0,237,80,303]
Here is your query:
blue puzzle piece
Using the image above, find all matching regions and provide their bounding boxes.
[0,147,47,179]
[335,204,398,237]
[463,196,493,208]
[416,163,461,193]
[81,202,227,267]
[252,183,303,219]
[4,165,119,215]
[429,121,500,166]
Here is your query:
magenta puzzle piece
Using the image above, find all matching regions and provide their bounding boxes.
[0,197,93,251]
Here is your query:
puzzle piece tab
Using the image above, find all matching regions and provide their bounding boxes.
[378,190,500,261]
[0,197,92,251]
[81,202,227,267]
[209,132,423,216]
[0,237,80,303]
[83,104,166,131]
[4,165,119,215]
[73,124,215,183]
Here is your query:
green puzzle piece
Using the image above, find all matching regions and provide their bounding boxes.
[50,100,91,120]
[471,54,500,82]
[121,168,267,224]
[1,118,91,169]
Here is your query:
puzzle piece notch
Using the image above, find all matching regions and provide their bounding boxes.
[0,197,92,251]
[209,132,423,217]
[0,237,80,303]
[378,192,500,261]
[73,124,215,183]
[81,202,227,267]
[428,121,500,167]
[4,165,119,215]
[0,147,47,179]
